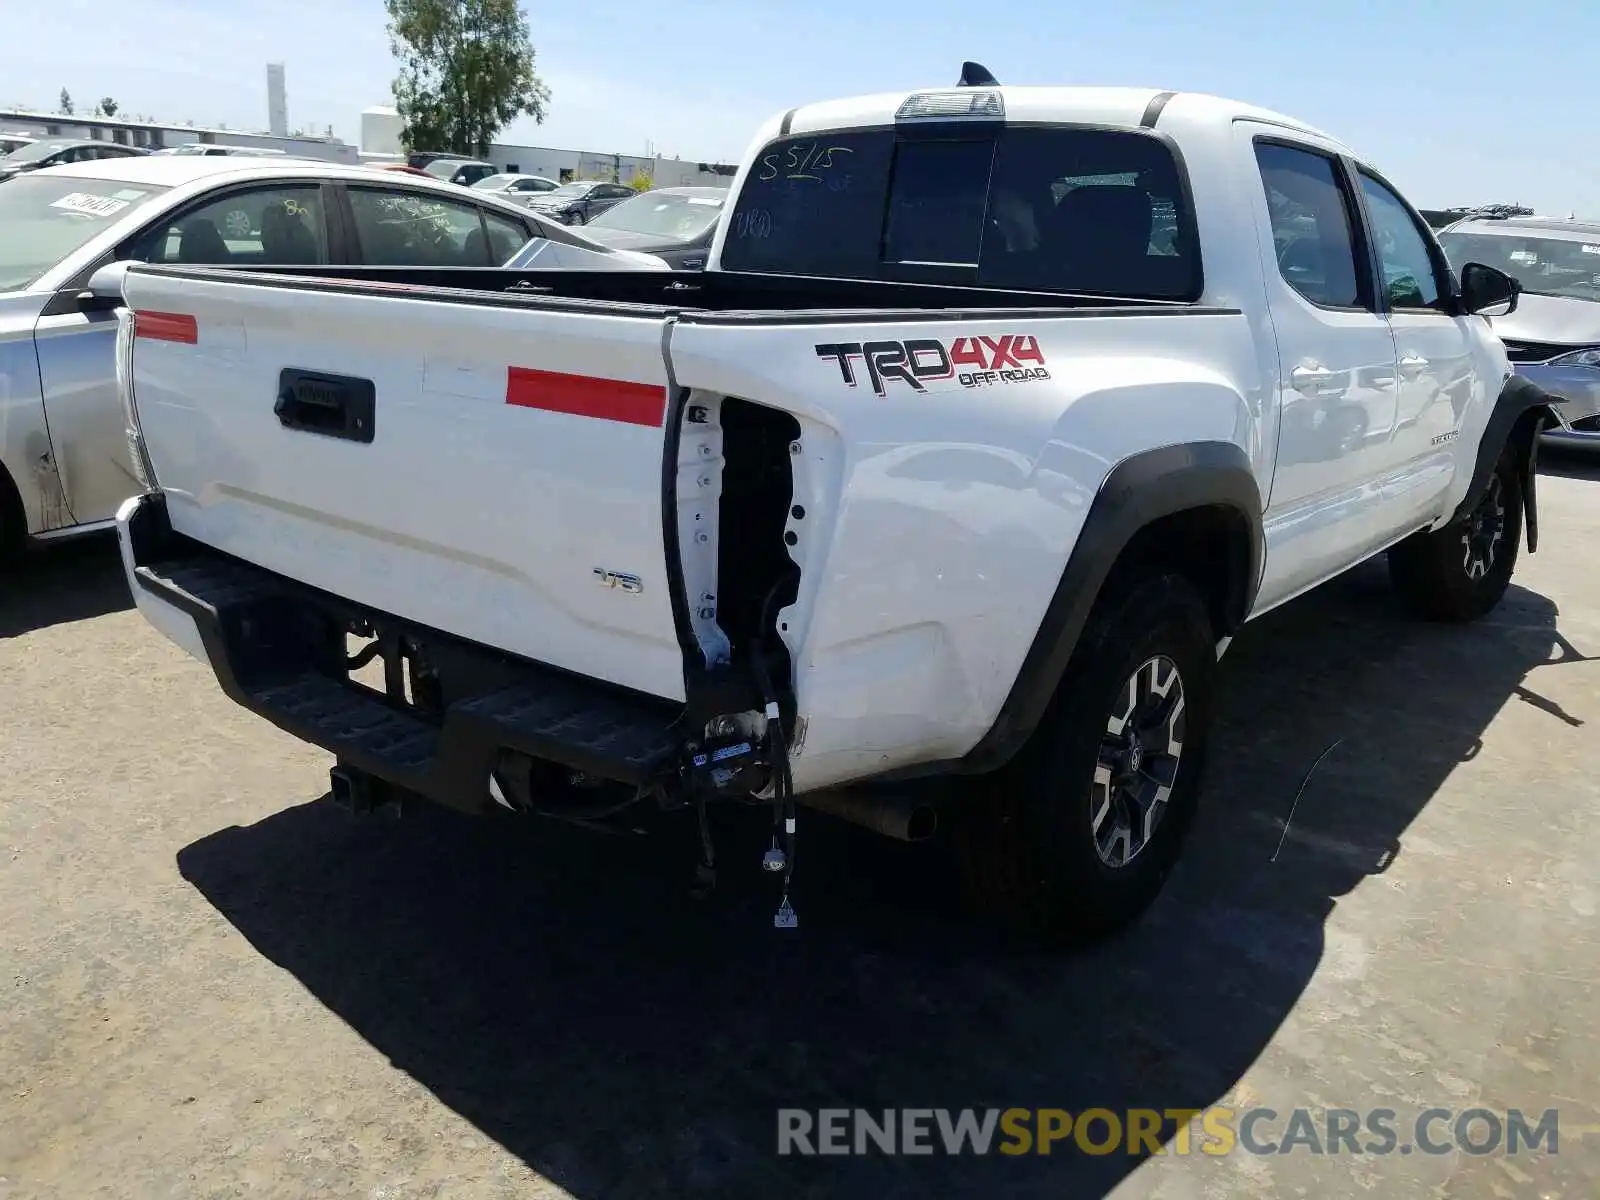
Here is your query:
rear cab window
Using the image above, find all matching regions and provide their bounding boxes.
[720,122,1201,301]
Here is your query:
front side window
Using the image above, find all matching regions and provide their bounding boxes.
[135,185,326,266]
[1357,171,1444,310]
[719,125,1200,300]
[348,188,502,265]
[1254,143,1365,309]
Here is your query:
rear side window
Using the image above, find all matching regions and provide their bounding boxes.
[720,125,1200,300]
[1254,143,1366,309]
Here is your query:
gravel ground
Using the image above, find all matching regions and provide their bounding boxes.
[3,462,1598,1199]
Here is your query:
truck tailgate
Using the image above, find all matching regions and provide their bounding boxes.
[123,269,687,702]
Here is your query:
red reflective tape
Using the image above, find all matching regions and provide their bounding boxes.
[133,310,198,345]
[505,366,665,427]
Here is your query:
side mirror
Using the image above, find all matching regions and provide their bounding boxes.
[76,260,132,309]
[1459,261,1520,318]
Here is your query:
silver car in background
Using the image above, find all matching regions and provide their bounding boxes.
[1438,214,1600,448]
[0,155,668,560]
[470,172,560,200]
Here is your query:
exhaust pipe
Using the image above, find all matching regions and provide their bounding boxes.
[799,787,939,842]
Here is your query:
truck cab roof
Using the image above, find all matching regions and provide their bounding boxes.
[779,85,1351,154]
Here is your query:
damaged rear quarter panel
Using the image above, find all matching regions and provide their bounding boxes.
[667,309,1264,790]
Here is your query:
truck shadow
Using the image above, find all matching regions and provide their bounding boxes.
[175,558,1569,1199]
[0,532,133,639]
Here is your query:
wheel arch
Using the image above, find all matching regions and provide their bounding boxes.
[1453,374,1558,553]
[953,440,1263,776]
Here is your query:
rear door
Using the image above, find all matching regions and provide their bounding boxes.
[125,268,686,701]
[1238,128,1402,609]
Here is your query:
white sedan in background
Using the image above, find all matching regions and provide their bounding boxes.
[0,155,667,560]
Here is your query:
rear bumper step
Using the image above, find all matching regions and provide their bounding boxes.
[124,493,686,813]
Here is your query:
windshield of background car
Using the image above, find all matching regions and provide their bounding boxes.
[471,174,517,190]
[719,124,1200,299]
[2,139,77,164]
[0,174,170,291]
[1439,230,1600,302]
[544,183,591,199]
[589,192,724,239]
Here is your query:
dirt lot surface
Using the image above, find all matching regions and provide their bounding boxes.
[4,462,1600,1200]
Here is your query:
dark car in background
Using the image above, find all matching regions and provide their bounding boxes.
[0,139,146,182]
[523,179,636,225]
[406,151,470,170]
[576,185,727,269]
[1439,213,1600,449]
[421,158,498,187]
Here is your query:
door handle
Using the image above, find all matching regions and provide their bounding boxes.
[1290,364,1339,396]
[1398,354,1429,379]
[275,368,376,443]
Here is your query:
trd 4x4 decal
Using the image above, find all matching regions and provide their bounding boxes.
[815,335,1050,397]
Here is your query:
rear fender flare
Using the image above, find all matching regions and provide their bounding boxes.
[956,440,1263,775]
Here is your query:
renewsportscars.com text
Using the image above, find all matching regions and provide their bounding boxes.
[776,1106,1561,1158]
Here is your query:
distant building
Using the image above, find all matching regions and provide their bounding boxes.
[358,103,735,188]
[266,64,288,138]
[360,105,405,158]
[0,108,357,163]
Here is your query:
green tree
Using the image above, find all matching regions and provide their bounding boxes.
[384,0,550,156]
[58,88,73,115]
[630,172,653,193]
[99,97,118,117]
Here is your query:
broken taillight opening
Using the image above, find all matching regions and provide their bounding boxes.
[116,308,159,489]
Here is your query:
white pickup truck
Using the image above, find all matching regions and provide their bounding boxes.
[112,67,1554,943]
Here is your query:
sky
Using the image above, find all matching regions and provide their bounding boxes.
[3,0,1595,215]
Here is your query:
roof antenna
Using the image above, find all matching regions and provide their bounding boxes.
[958,61,999,87]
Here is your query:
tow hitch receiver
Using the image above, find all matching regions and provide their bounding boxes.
[329,762,406,817]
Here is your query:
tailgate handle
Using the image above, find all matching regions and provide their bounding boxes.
[275,369,375,444]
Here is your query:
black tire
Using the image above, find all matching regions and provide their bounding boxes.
[958,573,1216,946]
[0,467,24,566]
[1388,447,1522,622]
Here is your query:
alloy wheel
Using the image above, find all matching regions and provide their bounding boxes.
[1091,655,1186,869]
[1461,474,1507,580]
